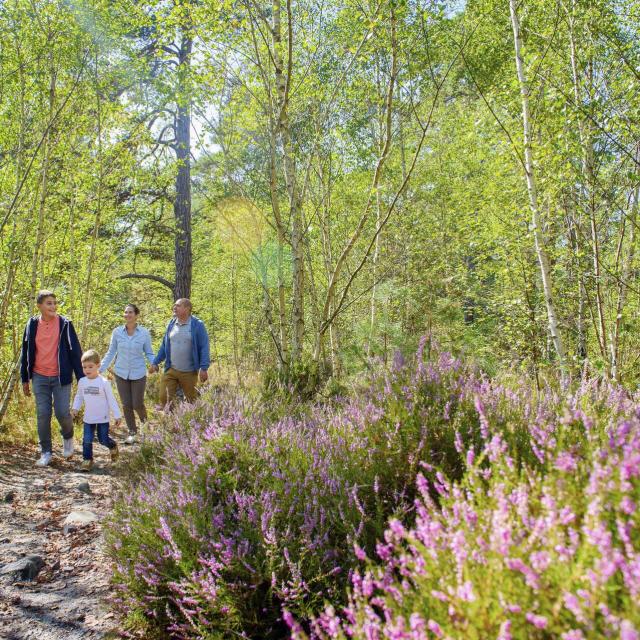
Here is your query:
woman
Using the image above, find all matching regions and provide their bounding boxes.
[100,303,155,444]
[20,290,84,467]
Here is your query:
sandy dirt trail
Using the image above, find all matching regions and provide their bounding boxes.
[0,440,128,640]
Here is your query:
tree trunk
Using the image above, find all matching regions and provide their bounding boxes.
[367,64,385,359]
[566,197,588,361]
[0,51,27,363]
[30,53,56,299]
[82,51,103,343]
[610,143,639,381]
[319,156,340,374]
[567,6,607,367]
[272,0,304,362]
[173,29,193,301]
[231,252,242,386]
[268,127,288,366]
[273,0,304,362]
[509,0,567,374]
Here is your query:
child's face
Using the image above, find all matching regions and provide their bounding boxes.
[82,361,99,378]
[37,296,57,318]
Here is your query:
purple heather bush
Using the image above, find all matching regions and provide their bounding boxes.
[106,338,640,639]
[287,373,640,638]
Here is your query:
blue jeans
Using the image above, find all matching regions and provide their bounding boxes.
[83,422,116,460]
[32,373,73,454]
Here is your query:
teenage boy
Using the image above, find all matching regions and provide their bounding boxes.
[20,290,84,467]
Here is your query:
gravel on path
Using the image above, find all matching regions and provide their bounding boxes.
[0,440,128,640]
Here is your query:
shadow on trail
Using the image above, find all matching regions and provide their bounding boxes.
[0,442,123,639]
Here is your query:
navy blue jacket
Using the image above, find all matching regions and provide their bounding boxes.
[20,315,85,385]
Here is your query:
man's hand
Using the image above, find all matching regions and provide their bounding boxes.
[22,382,31,397]
[199,369,208,383]
[148,364,159,374]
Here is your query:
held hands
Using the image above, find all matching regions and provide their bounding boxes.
[114,418,122,427]
[148,364,159,374]
[22,382,31,397]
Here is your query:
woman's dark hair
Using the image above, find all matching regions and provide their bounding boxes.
[37,290,56,304]
[125,303,140,315]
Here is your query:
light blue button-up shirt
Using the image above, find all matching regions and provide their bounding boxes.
[99,325,155,380]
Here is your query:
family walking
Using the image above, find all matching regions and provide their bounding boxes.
[20,291,210,468]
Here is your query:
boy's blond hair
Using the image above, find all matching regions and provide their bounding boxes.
[81,349,101,364]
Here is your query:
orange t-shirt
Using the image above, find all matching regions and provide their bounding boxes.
[33,316,60,377]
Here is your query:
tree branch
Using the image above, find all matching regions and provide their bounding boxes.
[118,273,175,292]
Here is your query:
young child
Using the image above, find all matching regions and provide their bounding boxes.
[71,349,122,472]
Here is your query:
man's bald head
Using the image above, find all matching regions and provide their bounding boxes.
[173,298,192,321]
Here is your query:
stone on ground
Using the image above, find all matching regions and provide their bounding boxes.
[1,555,44,581]
[63,510,98,534]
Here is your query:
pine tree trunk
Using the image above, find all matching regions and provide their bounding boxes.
[173,30,193,301]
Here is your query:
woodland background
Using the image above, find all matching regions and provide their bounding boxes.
[1,0,639,424]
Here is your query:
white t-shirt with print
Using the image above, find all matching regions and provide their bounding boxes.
[72,375,122,424]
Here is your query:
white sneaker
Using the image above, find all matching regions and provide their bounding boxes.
[125,434,136,445]
[36,452,52,467]
[62,438,74,458]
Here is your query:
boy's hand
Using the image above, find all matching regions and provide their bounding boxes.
[114,418,122,427]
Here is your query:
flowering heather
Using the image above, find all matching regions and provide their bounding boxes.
[288,371,640,638]
[107,339,640,638]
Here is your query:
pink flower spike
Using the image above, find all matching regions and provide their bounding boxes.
[525,613,548,629]
[497,620,512,640]
[621,620,639,640]
[427,620,443,637]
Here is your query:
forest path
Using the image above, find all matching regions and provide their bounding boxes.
[0,437,131,640]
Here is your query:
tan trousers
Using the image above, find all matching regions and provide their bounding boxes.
[160,368,199,405]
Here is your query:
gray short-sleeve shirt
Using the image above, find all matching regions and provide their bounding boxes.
[169,318,195,372]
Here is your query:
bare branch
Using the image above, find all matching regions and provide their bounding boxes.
[118,273,175,292]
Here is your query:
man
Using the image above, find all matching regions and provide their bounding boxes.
[149,298,210,405]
